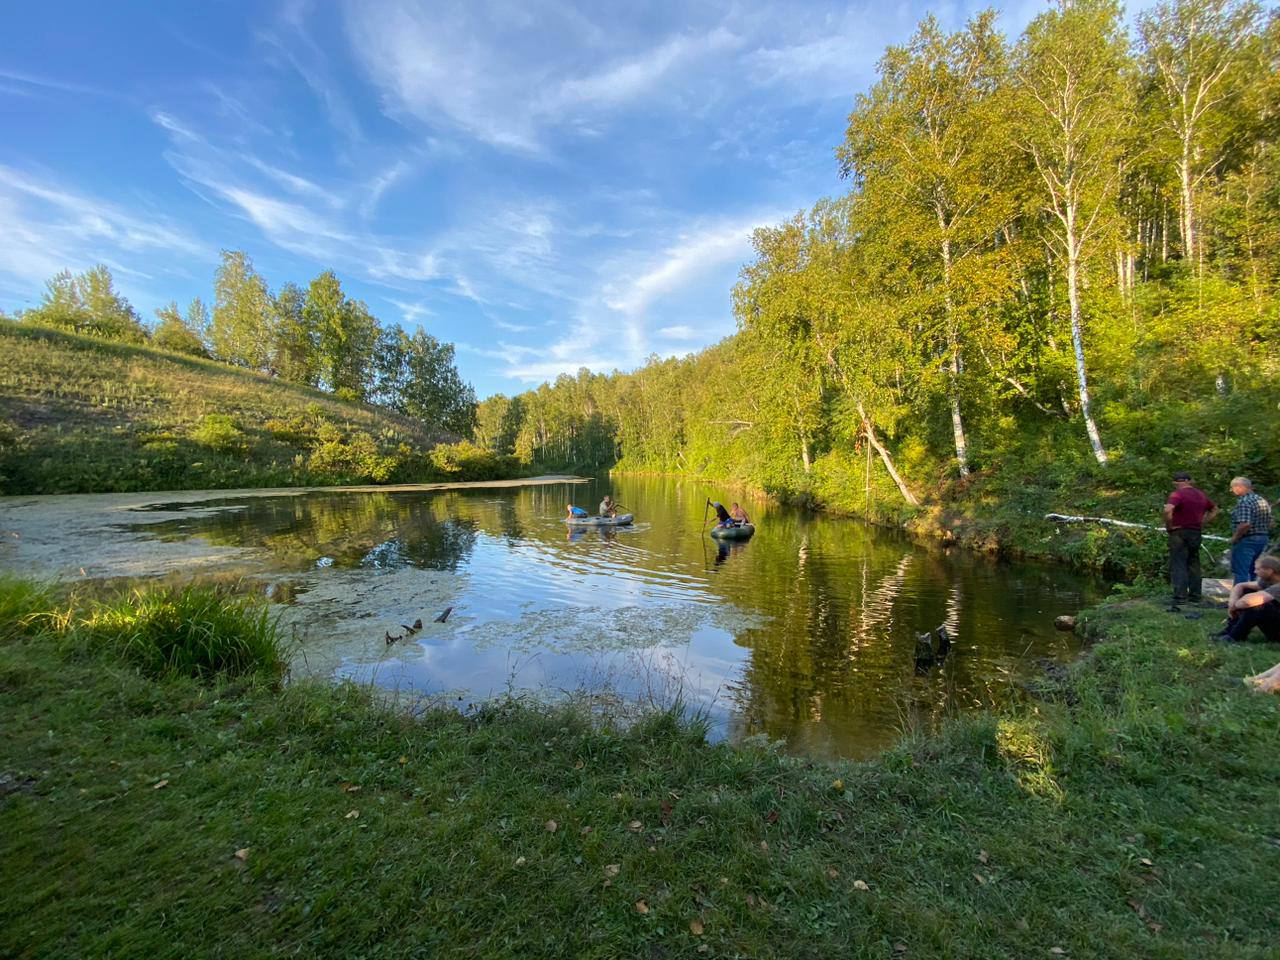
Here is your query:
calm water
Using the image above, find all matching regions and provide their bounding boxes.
[134,476,1106,759]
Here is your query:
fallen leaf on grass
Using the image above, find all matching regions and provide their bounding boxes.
[604,863,620,877]
[696,946,709,955]
[648,845,657,852]
[574,759,584,770]
[978,849,989,864]
[973,873,987,885]
[628,820,643,832]
[832,779,844,791]
[826,868,839,879]
[893,941,907,956]
[1138,857,1154,868]
[634,900,649,915]
[689,918,704,936]
[398,756,408,765]
[234,848,249,861]
[759,840,769,853]
[545,820,558,833]
[514,856,527,867]
[345,809,360,820]
[341,783,361,794]
[580,826,593,836]
[719,876,729,885]
[853,879,869,891]
[153,780,169,790]
[1049,949,1066,956]
[1127,899,1162,934]
[765,810,779,825]
[744,893,757,908]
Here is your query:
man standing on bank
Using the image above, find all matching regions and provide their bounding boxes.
[1228,477,1274,584]
[1164,471,1218,612]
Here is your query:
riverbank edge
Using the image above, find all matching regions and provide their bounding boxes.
[608,467,1167,578]
[2,579,1277,957]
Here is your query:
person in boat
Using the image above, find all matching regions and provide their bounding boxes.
[708,501,733,528]
[566,504,588,519]
[599,495,617,518]
[730,502,750,526]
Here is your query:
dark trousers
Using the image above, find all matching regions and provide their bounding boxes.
[1168,528,1202,603]
[1223,601,1280,643]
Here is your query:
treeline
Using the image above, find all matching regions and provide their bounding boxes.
[476,0,1280,564]
[10,252,476,436]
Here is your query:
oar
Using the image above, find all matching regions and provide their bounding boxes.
[702,497,711,535]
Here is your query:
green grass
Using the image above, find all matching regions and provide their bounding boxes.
[0,321,467,494]
[1,579,1278,958]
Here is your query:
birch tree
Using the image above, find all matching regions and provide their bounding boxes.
[1014,0,1131,465]
[1138,0,1262,269]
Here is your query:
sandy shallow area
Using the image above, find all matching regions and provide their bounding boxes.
[0,475,586,583]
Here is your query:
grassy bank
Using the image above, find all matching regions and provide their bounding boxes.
[0,322,512,494]
[2,579,1278,958]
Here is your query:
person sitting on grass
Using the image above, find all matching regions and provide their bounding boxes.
[565,504,587,519]
[730,502,751,526]
[1214,554,1280,644]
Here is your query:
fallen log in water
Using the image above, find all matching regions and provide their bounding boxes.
[1044,513,1229,542]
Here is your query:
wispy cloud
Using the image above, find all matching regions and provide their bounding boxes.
[0,165,205,294]
[343,1,742,153]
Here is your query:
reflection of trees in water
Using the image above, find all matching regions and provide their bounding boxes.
[141,493,478,572]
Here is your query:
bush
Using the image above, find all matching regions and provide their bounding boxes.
[190,413,247,455]
[308,422,398,482]
[75,585,286,680]
[428,440,516,481]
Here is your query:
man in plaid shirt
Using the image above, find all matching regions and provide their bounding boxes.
[1229,477,1274,584]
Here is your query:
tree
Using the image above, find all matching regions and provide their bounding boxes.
[271,282,319,386]
[1138,0,1263,269]
[839,13,1012,476]
[375,324,477,435]
[153,301,208,356]
[25,265,146,343]
[306,271,377,400]
[210,251,274,368]
[1014,0,1132,465]
[475,394,525,456]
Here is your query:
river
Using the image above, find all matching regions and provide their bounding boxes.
[17,474,1104,760]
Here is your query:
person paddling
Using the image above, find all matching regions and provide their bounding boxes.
[599,495,617,518]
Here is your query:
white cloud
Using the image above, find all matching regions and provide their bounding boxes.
[0,166,206,303]
[343,1,742,152]
[658,324,698,340]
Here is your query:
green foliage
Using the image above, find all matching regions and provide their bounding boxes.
[23,265,147,343]
[152,300,209,357]
[190,413,247,455]
[307,422,398,482]
[375,325,477,434]
[210,250,275,369]
[428,439,515,480]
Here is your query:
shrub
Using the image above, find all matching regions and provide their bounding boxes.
[308,423,397,482]
[428,440,516,481]
[190,413,247,455]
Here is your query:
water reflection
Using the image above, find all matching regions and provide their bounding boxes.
[130,476,1106,760]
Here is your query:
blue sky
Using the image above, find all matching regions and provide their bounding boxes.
[2,0,1083,397]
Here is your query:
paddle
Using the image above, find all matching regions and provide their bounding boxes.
[702,497,711,534]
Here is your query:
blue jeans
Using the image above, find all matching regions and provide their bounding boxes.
[1231,535,1270,584]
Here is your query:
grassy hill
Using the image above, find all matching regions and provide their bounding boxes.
[0,322,474,495]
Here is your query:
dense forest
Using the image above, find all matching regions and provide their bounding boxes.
[5,253,476,437]
[476,0,1280,568]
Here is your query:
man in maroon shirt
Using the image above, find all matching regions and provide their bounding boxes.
[1163,471,1219,611]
